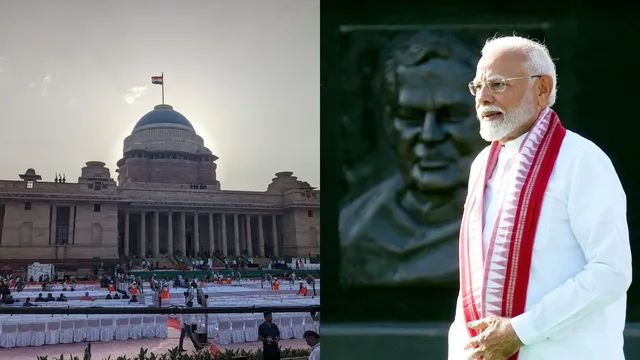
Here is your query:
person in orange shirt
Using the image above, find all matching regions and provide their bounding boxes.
[108,282,115,293]
[297,282,308,296]
[160,284,170,299]
[129,282,139,295]
[273,278,280,291]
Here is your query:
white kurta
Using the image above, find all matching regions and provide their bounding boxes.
[309,343,320,360]
[448,130,632,360]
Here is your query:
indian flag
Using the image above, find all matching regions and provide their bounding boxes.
[151,75,163,85]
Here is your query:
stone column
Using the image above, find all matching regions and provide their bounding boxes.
[233,213,240,256]
[216,217,223,251]
[221,213,228,257]
[68,205,75,245]
[167,211,173,257]
[180,212,187,256]
[50,205,57,244]
[239,217,245,253]
[208,212,215,255]
[245,214,253,257]
[140,211,147,257]
[193,212,200,257]
[258,214,265,257]
[271,214,279,257]
[153,211,160,258]
[124,210,130,256]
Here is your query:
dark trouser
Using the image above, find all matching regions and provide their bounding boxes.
[312,283,316,297]
[263,345,280,360]
[179,324,200,350]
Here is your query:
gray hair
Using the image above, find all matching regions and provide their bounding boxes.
[481,36,557,106]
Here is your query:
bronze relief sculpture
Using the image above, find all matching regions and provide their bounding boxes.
[339,30,487,286]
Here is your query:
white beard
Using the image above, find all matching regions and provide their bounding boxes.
[477,90,538,142]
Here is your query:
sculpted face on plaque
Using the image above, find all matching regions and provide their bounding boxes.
[340,31,487,286]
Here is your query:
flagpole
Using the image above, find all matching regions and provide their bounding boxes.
[161,72,165,104]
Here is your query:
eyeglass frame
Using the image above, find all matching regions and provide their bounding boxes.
[468,75,542,96]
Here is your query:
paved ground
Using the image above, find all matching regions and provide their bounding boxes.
[0,328,308,360]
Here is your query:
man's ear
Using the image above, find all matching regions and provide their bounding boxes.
[536,75,553,106]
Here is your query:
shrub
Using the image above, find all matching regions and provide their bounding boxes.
[35,346,310,360]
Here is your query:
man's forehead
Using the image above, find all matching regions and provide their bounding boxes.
[475,49,528,79]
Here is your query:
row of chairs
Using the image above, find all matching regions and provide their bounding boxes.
[0,315,168,348]
[216,313,318,345]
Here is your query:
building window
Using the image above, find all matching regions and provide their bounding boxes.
[94,204,101,212]
[56,225,69,245]
[24,202,32,210]
[308,210,313,217]
[94,182,102,190]
[26,181,34,189]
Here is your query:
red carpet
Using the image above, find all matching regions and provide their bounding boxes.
[167,316,218,354]
[168,317,181,330]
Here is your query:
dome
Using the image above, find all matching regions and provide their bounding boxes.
[133,104,194,130]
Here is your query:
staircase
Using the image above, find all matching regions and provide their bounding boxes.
[252,257,271,269]
[153,257,174,269]
[211,255,226,268]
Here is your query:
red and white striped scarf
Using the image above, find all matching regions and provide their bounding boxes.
[459,107,566,360]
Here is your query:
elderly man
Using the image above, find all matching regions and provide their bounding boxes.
[448,36,632,360]
[340,30,487,285]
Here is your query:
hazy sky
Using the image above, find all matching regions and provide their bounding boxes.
[0,1,319,191]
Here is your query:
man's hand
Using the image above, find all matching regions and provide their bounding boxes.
[464,315,524,360]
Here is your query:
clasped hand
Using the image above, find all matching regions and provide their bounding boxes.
[464,315,524,360]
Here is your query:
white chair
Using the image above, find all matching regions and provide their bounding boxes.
[303,313,317,332]
[243,315,258,342]
[278,315,294,339]
[194,314,207,334]
[16,322,32,347]
[44,320,61,345]
[207,315,220,338]
[0,323,18,348]
[291,314,305,339]
[154,315,168,338]
[86,318,101,342]
[129,317,143,339]
[99,317,115,341]
[59,319,75,344]
[73,318,88,342]
[217,318,232,345]
[230,315,246,343]
[114,316,130,341]
[142,316,156,338]
[30,322,47,347]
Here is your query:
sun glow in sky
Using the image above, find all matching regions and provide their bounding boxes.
[0,1,319,191]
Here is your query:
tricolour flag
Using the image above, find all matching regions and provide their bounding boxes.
[151,75,163,85]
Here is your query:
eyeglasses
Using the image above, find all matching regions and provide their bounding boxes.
[468,75,542,96]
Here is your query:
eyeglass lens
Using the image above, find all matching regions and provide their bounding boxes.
[468,79,507,96]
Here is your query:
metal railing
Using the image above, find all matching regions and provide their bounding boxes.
[0,305,320,315]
